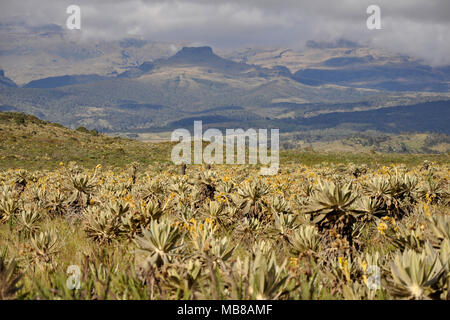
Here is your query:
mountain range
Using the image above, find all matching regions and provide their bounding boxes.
[0,21,449,145]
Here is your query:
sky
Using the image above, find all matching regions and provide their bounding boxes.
[1,0,450,65]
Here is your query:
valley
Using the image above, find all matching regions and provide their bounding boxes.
[0,21,449,154]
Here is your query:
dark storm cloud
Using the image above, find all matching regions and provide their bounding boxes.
[1,0,449,65]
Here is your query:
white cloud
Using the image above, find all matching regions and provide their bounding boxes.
[0,0,449,65]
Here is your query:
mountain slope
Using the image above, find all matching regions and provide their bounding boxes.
[0,21,184,85]
[0,46,390,132]
[0,70,17,87]
[1,40,449,138]
[24,74,109,88]
[223,42,450,92]
[1,111,448,172]
[292,63,450,92]
[0,111,171,170]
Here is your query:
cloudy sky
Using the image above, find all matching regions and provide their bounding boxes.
[1,0,450,65]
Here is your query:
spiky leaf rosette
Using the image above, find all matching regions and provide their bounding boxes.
[0,255,23,300]
[303,181,359,242]
[386,248,447,300]
[134,219,182,268]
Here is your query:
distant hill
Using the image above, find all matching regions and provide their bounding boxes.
[293,100,450,134]
[224,45,450,92]
[292,63,450,92]
[24,74,109,88]
[118,46,288,79]
[159,46,252,73]
[0,21,183,85]
[0,70,17,87]
[0,111,171,170]
[1,111,448,172]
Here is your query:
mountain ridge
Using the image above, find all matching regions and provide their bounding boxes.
[0,23,449,141]
[16,44,450,93]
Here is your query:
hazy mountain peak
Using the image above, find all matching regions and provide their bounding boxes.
[0,69,17,87]
[168,46,222,64]
[148,45,255,75]
[175,46,214,57]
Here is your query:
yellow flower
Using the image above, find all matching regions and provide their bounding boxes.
[425,192,433,204]
[377,222,388,235]
[361,260,367,273]
[289,257,298,268]
[338,257,351,283]
[423,203,431,217]
[338,257,345,268]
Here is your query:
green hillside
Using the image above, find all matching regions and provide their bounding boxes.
[0,112,172,170]
[1,111,448,171]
